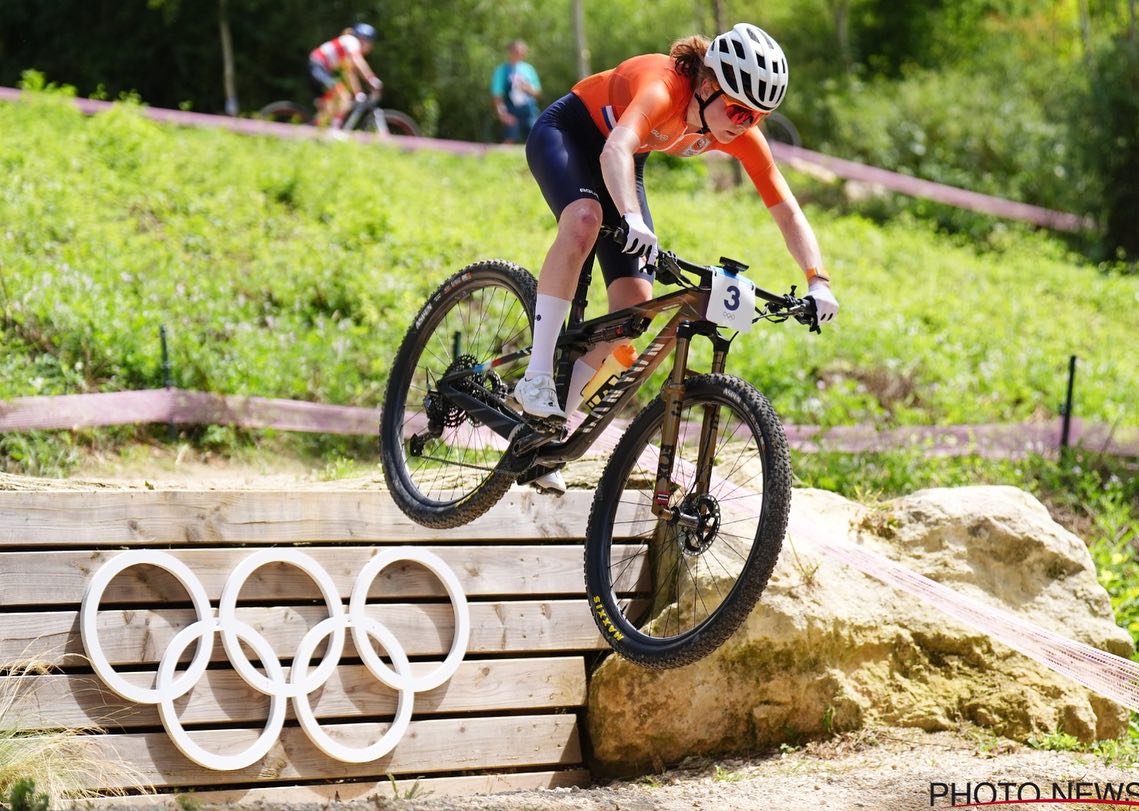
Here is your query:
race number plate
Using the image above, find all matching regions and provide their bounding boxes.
[706,267,755,333]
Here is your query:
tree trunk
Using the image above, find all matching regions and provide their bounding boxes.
[1077,0,1092,62]
[829,0,853,73]
[572,0,590,79]
[219,0,238,116]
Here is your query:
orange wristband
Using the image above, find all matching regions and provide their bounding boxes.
[805,267,831,283]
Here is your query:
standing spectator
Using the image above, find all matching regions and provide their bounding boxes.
[491,39,542,144]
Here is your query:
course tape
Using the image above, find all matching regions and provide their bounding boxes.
[80,548,470,769]
[3,389,1136,458]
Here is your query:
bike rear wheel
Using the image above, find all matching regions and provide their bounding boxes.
[584,374,791,669]
[259,101,310,124]
[381,260,536,528]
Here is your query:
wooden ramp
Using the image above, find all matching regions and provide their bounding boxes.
[0,488,642,805]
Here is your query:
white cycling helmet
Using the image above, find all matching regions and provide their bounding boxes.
[704,23,788,112]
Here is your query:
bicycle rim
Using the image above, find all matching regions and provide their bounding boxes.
[383,110,420,137]
[586,375,790,667]
[384,264,534,513]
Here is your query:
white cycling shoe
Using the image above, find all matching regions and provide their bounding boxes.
[531,469,566,495]
[513,374,566,420]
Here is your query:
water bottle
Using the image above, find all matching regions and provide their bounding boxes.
[580,343,637,412]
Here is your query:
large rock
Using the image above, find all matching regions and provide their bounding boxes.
[587,485,1134,774]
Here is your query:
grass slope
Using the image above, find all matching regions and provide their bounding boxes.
[1,94,1135,432]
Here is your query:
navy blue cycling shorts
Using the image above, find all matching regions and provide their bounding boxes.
[525,92,654,287]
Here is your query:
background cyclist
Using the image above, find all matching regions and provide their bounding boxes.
[308,22,383,128]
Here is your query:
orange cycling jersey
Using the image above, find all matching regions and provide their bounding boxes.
[572,53,791,208]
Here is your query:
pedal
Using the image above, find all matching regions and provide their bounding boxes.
[510,417,567,455]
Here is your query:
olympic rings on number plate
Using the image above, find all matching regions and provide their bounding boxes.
[80,548,470,770]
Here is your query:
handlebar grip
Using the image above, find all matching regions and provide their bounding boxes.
[801,297,821,333]
[600,224,627,246]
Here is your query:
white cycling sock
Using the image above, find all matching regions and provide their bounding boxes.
[564,358,597,416]
[527,294,571,377]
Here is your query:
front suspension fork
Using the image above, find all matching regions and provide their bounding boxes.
[651,322,731,517]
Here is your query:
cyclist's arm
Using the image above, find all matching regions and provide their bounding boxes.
[721,131,829,283]
[599,126,644,216]
[349,52,380,93]
[769,195,828,283]
[599,79,673,217]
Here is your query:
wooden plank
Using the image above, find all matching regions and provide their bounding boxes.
[79,769,592,806]
[0,601,609,666]
[0,545,648,607]
[3,657,587,731]
[0,489,630,546]
[77,714,582,790]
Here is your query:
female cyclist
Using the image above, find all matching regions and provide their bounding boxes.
[309,22,384,128]
[515,23,839,494]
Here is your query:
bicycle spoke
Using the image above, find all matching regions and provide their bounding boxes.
[594,381,782,653]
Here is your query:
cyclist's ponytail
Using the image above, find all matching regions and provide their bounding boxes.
[670,35,714,87]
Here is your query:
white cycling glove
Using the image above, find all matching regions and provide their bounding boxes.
[621,212,659,266]
[807,280,839,324]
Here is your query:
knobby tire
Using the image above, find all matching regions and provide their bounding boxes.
[381,260,536,528]
[584,374,791,669]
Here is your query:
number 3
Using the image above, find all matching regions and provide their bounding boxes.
[724,285,740,312]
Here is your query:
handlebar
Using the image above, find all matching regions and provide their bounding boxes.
[599,225,820,333]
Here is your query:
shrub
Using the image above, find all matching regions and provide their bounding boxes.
[1071,36,1139,262]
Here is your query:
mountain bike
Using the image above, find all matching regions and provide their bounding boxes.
[259,88,419,137]
[380,229,820,668]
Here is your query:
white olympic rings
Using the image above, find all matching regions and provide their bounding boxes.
[80,547,470,770]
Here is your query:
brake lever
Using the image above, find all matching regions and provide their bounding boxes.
[797,292,821,334]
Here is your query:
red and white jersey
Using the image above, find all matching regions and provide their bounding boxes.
[310,34,362,71]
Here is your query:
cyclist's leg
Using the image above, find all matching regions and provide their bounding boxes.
[309,60,338,126]
[328,82,352,128]
[524,93,607,387]
[582,152,654,368]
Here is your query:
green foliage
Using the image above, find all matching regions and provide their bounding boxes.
[1029,725,1139,765]
[1071,35,1139,262]
[809,67,1086,226]
[2,778,50,811]
[0,96,1136,475]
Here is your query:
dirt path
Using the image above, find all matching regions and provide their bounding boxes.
[176,727,1135,811]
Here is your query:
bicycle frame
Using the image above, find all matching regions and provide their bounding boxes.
[342,92,383,132]
[436,259,737,516]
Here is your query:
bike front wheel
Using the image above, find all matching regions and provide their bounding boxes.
[584,373,791,669]
[381,260,536,528]
[362,108,421,137]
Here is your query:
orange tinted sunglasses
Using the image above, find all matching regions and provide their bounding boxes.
[723,100,766,128]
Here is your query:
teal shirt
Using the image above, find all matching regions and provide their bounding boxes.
[490,61,541,112]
